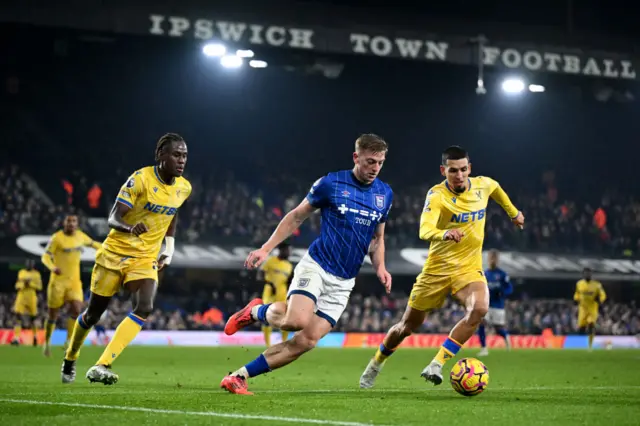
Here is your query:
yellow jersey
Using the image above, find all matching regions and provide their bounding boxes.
[103,166,192,259]
[261,256,293,289]
[15,269,42,298]
[574,279,606,310]
[42,230,101,281]
[418,176,519,276]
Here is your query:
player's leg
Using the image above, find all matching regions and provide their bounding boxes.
[492,309,511,351]
[586,311,598,351]
[11,310,22,345]
[477,319,489,356]
[422,279,488,385]
[29,315,38,346]
[221,307,332,395]
[63,284,84,348]
[44,281,65,357]
[62,264,118,383]
[261,284,274,347]
[360,273,445,388]
[275,285,289,343]
[360,305,427,388]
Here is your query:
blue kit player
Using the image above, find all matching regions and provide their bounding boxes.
[220,134,394,395]
[478,249,513,356]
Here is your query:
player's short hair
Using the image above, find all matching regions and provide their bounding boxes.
[278,241,291,250]
[155,133,185,162]
[355,133,388,154]
[441,145,469,166]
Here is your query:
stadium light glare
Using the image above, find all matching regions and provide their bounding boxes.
[501,78,525,94]
[220,55,243,69]
[249,60,268,69]
[203,43,226,57]
[236,49,255,58]
[528,84,545,93]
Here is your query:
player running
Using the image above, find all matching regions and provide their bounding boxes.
[60,133,191,384]
[574,267,606,351]
[257,242,293,347]
[221,134,393,395]
[477,249,513,356]
[41,215,102,356]
[11,259,42,346]
[360,146,524,388]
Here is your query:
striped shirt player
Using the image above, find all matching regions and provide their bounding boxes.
[220,134,393,395]
[478,249,513,356]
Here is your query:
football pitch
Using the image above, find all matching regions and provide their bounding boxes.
[1,346,639,425]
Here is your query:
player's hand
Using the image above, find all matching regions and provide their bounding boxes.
[444,229,464,243]
[245,247,270,270]
[512,211,525,230]
[53,267,62,275]
[376,268,392,294]
[130,222,149,236]
[157,255,171,271]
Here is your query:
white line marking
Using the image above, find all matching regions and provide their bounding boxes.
[0,399,388,426]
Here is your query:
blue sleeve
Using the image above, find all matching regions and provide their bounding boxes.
[380,188,394,223]
[502,272,514,296]
[306,176,331,208]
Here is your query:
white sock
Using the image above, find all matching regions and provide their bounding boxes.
[233,366,249,379]
[250,305,263,321]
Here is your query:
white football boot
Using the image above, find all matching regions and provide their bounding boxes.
[86,365,119,385]
[477,347,490,356]
[360,359,384,389]
[420,361,443,385]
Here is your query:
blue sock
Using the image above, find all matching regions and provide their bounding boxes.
[256,304,271,325]
[245,354,271,378]
[478,324,487,348]
[496,327,509,341]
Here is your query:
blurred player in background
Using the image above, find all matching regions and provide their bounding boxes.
[360,146,524,388]
[221,134,393,395]
[61,133,191,384]
[11,259,42,346]
[574,267,606,351]
[257,242,293,347]
[41,215,101,356]
[477,249,513,356]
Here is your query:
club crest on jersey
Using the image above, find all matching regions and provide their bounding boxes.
[374,195,385,210]
[298,278,310,288]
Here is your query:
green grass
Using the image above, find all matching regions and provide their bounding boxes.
[1,346,639,425]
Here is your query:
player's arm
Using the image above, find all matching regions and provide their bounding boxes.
[502,274,514,297]
[598,283,607,304]
[487,178,524,227]
[41,235,61,275]
[369,222,392,293]
[34,272,43,291]
[158,213,178,271]
[15,272,25,292]
[419,191,458,242]
[264,199,316,252]
[109,173,148,235]
[573,282,581,302]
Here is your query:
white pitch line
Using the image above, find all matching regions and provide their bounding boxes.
[0,399,388,426]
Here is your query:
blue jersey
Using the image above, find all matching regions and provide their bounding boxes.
[485,267,513,309]
[306,170,393,279]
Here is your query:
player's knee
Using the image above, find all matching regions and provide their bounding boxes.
[83,310,103,326]
[395,320,415,338]
[468,305,488,323]
[290,333,318,354]
[133,300,154,318]
[280,317,309,331]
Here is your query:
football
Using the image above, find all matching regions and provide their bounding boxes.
[449,357,489,396]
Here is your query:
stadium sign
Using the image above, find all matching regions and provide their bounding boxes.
[1,0,638,81]
[148,14,637,80]
[8,235,640,281]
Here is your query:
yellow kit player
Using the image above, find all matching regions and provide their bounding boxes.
[257,242,293,346]
[360,146,525,388]
[11,259,42,346]
[574,267,606,351]
[61,133,191,385]
[41,215,102,356]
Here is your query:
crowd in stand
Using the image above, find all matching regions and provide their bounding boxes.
[3,163,640,257]
[1,290,638,336]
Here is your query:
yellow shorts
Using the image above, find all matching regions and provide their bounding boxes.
[47,278,83,309]
[91,248,158,298]
[13,295,38,316]
[577,308,598,328]
[262,283,288,304]
[408,270,487,312]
